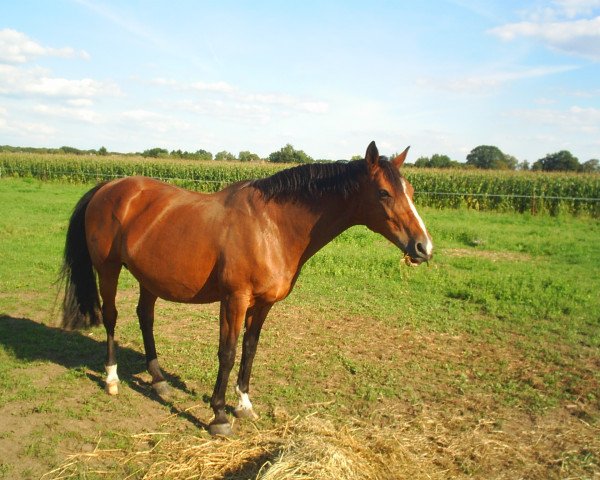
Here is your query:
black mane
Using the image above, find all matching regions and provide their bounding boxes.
[251,158,402,201]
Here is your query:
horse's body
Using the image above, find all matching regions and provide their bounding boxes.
[61,141,432,435]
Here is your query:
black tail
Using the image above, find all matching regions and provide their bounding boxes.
[59,183,107,330]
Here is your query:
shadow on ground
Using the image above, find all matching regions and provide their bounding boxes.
[0,314,209,429]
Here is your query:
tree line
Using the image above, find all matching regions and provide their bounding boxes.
[411,145,599,173]
[1,143,598,172]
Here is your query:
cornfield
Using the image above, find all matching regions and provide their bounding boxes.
[1,152,599,217]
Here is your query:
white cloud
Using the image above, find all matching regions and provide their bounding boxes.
[121,109,191,133]
[0,28,89,63]
[490,7,600,60]
[33,103,102,123]
[0,63,120,98]
[553,0,600,18]
[67,98,94,107]
[151,77,329,123]
[0,110,56,137]
[190,81,236,94]
[417,65,578,93]
[511,105,600,133]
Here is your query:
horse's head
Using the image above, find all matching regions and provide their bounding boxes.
[361,141,433,265]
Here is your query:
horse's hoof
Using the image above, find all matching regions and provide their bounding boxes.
[152,380,171,401]
[106,381,119,396]
[234,407,259,421]
[208,422,233,437]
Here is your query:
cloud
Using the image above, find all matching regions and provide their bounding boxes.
[33,103,102,123]
[0,28,89,63]
[151,77,329,122]
[489,7,600,60]
[0,108,56,137]
[511,105,600,134]
[190,81,236,94]
[121,109,191,133]
[417,65,578,93]
[0,64,120,98]
[553,0,600,18]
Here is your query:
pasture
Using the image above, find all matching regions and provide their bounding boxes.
[0,177,599,479]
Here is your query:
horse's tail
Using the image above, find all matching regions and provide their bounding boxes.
[59,183,107,330]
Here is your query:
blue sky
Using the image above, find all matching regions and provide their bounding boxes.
[1,0,599,162]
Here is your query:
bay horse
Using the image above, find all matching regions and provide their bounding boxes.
[60,141,433,436]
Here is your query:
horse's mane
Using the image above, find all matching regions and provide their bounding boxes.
[251,158,400,201]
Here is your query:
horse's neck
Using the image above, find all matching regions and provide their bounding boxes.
[276,194,359,266]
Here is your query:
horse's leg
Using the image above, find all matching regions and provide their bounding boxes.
[136,285,170,400]
[208,294,249,436]
[98,265,121,395]
[234,303,273,420]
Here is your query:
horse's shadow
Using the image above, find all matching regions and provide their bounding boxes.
[0,314,209,429]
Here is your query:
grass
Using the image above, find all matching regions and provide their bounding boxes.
[0,177,599,479]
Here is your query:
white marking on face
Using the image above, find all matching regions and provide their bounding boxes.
[105,364,119,384]
[235,385,253,411]
[401,178,433,256]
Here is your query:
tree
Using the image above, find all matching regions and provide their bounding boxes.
[60,146,83,155]
[142,147,169,158]
[466,145,516,170]
[517,160,530,171]
[238,150,261,162]
[532,150,580,172]
[350,154,363,161]
[215,150,236,162]
[194,149,213,161]
[268,144,314,164]
[98,146,108,156]
[581,159,599,173]
[413,156,431,168]
[413,154,459,169]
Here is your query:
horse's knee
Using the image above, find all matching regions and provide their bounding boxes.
[218,347,236,368]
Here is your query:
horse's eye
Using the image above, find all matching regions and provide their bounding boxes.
[379,189,391,199]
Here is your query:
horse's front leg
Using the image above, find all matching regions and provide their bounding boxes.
[208,294,249,437]
[234,302,273,420]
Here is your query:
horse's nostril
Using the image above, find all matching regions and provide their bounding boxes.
[416,242,427,256]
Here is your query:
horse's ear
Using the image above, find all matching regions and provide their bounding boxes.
[392,146,410,168]
[365,141,379,168]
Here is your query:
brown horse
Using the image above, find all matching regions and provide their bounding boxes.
[60,141,432,436]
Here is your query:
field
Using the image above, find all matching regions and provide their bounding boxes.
[2,152,600,217]
[0,177,599,479]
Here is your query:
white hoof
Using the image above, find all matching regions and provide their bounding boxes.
[106,381,119,396]
[234,406,259,420]
[105,364,120,395]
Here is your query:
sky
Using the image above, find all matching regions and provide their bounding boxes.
[1,0,599,162]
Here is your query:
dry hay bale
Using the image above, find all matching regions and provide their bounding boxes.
[44,415,410,480]
[142,415,400,480]
[255,416,395,480]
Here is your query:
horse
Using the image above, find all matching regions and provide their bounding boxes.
[60,141,433,436]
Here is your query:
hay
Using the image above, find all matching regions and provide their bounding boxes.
[43,415,406,480]
[43,408,600,480]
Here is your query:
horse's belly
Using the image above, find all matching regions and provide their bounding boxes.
[122,226,220,303]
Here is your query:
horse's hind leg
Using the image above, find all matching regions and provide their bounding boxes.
[137,285,170,400]
[98,264,121,395]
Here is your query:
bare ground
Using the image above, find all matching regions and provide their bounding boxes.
[0,287,598,479]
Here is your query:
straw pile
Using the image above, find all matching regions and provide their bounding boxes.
[43,408,600,479]
[44,415,410,480]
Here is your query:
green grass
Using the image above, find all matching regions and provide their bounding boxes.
[0,177,599,478]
